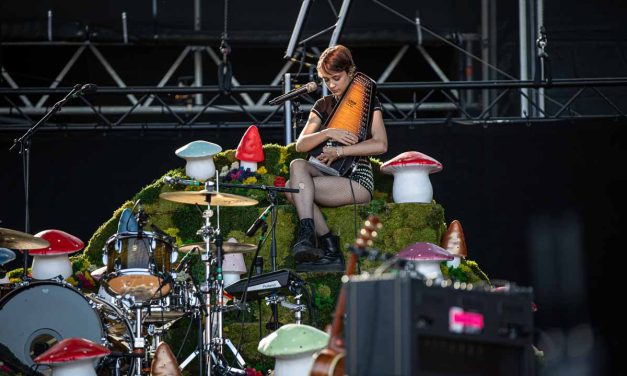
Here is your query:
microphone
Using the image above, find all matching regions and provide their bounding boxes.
[268,81,318,105]
[163,176,203,186]
[174,250,195,273]
[245,206,273,237]
[254,256,263,276]
[71,83,98,98]
[80,83,98,94]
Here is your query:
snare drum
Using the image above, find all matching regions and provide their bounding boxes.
[0,281,133,373]
[102,231,177,302]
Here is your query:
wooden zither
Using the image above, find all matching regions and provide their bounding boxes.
[307,72,377,177]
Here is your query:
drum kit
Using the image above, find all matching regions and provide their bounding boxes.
[0,180,271,376]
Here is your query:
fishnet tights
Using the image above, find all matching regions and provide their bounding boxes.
[284,159,371,235]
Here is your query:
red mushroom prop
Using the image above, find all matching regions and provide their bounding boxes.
[30,229,84,280]
[397,242,453,279]
[34,337,110,376]
[380,151,443,203]
[235,125,264,172]
[441,220,468,268]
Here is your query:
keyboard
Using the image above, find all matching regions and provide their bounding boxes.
[225,269,306,300]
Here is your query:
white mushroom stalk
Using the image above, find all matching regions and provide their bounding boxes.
[32,254,74,280]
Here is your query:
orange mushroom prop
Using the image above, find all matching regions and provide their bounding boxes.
[235,125,264,172]
[441,219,468,268]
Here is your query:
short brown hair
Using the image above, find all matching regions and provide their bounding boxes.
[317,45,356,76]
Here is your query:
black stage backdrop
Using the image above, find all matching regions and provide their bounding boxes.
[1,119,626,373]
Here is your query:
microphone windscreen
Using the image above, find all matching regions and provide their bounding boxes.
[305,81,318,93]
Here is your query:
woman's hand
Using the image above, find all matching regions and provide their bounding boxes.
[317,145,344,166]
[323,128,358,145]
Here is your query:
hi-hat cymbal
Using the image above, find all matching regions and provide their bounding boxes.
[159,190,258,207]
[0,227,50,249]
[179,242,256,254]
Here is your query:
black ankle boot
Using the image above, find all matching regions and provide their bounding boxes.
[292,219,324,262]
[296,234,346,273]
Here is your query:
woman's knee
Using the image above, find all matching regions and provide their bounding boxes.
[289,158,308,173]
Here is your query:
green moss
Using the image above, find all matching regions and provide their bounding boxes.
[84,201,134,264]
[80,144,476,370]
[441,259,490,284]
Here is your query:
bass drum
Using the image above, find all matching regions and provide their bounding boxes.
[0,281,134,374]
[86,293,136,376]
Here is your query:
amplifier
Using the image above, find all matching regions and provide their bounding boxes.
[345,275,535,376]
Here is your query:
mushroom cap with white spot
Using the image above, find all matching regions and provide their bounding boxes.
[397,242,453,261]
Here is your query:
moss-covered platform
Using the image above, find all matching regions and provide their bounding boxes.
[4,144,488,374]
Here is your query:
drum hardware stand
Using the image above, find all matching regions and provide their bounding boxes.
[177,178,248,375]
[265,294,307,325]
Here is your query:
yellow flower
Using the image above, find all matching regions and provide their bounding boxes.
[85,272,95,286]
[257,166,268,175]
[278,148,287,166]
[66,276,78,286]
[242,177,257,184]
[281,165,289,174]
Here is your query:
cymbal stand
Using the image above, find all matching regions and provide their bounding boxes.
[119,294,145,376]
[196,179,247,375]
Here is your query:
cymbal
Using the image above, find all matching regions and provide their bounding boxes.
[159,190,258,207]
[0,227,50,249]
[179,242,256,254]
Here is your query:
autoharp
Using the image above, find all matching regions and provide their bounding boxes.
[307,72,377,176]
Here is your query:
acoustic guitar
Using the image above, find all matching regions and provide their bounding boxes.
[309,215,382,376]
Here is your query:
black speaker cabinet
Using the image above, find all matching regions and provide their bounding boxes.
[345,275,534,376]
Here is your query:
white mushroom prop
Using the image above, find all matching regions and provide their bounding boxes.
[0,247,16,283]
[30,229,84,280]
[397,242,453,280]
[222,238,247,287]
[258,323,329,376]
[235,125,264,172]
[380,151,443,203]
[33,337,110,376]
[175,140,222,181]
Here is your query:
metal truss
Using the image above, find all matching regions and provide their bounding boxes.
[1,77,626,132]
[1,0,626,139]
[0,40,481,132]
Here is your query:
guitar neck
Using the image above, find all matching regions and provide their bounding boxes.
[327,252,358,352]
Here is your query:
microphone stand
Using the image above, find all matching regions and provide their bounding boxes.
[8,84,82,277]
[219,183,299,272]
[220,183,299,330]
[292,100,303,144]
